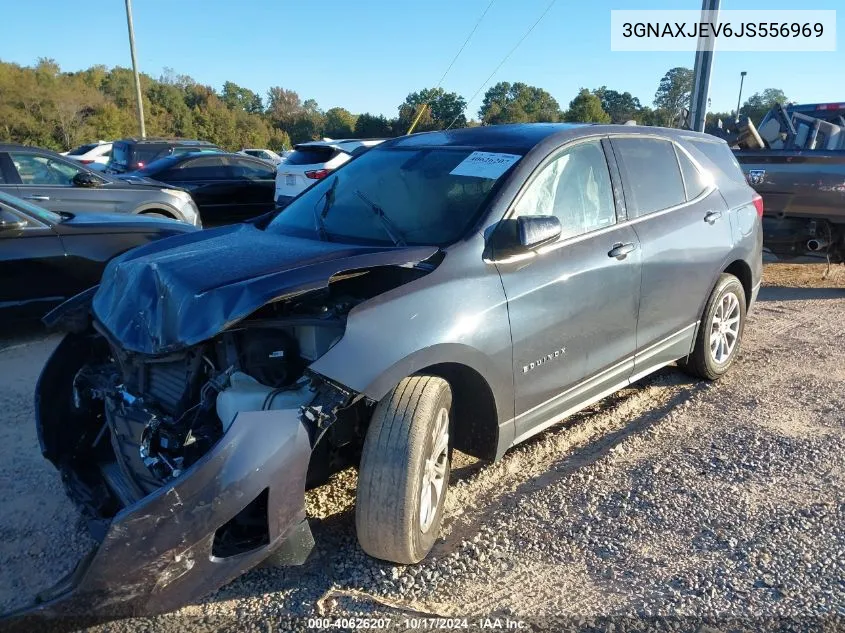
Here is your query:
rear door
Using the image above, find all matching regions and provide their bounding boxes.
[495,137,642,443]
[158,156,232,225]
[6,150,114,215]
[227,156,276,221]
[0,203,67,319]
[610,136,732,378]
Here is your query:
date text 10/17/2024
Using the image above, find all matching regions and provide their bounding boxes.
[306,617,529,629]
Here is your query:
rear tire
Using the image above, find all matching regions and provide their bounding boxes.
[681,273,746,380]
[356,375,452,564]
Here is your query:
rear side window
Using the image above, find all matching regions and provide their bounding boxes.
[285,146,339,165]
[612,138,686,218]
[688,139,746,185]
[675,147,707,201]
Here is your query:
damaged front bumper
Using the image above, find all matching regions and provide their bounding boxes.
[7,405,314,623]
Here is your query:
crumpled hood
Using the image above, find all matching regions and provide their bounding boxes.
[93,223,438,355]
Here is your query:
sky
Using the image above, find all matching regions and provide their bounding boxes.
[0,0,841,119]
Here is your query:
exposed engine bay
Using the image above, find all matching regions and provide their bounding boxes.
[47,263,432,532]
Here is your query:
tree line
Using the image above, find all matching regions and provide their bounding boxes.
[0,58,788,152]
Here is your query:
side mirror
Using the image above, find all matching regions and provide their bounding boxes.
[517,215,562,250]
[72,172,103,188]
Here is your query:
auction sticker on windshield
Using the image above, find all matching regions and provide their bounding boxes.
[450,151,521,179]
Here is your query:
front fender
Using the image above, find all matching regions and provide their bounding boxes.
[308,254,515,430]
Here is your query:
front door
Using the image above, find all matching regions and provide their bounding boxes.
[494,138,642,444]
[227,157,277,221]
[6,151,115,215]
[162,156,233,226]
[0,204,67,320]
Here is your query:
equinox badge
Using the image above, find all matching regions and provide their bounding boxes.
[523,347,566,373]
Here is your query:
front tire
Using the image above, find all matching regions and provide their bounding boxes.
[682,273,746,380]
[356,375,452,564]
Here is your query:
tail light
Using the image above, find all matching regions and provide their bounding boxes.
[752,193,764,218]
[305,169,331,180]
[79,159,94,164]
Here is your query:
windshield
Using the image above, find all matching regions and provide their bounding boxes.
[0,190,62,224]
[265,146,522,246]
[134,155,181,176]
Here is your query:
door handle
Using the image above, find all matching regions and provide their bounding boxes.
[704,210,722,223]
[608,242,636,259]
[25,195,50,201]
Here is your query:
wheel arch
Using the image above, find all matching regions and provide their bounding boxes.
[417,362,500,462]
[315,343,512,462]
[723,259,753,308]
[132,202,184,222]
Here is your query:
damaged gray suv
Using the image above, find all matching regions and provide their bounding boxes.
[29,123,762,617]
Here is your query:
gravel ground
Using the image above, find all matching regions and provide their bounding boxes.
[0,263,843,632]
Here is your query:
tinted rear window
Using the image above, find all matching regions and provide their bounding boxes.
[689,140,746,184]
[67,143,99,156]
[612,138,686,218]
[285,146,339,165]
[111,143,130,166]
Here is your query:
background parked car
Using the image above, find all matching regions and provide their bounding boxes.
[61,141,112,171]
[0,190,196,322]
[105,138,220,174]
[0,143,201,225]
[274,138,384,206]
[238,148,284,165]
[126,151,276,225]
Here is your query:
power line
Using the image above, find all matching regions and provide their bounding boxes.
[445,0,558,130]
[433,0,496,91]
[407,0,495,134]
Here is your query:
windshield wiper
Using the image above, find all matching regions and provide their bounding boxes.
[354,190,407,247]
[311,176,338,241]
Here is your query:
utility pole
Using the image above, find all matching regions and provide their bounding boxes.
[688,0,720,132]
[735,71,748,121]
[125,0,146,138]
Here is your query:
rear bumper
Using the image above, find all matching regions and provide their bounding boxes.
[5,407,313,623]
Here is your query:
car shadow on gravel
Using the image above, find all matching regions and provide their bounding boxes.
[758,286,845,302]
[430,367,705,557]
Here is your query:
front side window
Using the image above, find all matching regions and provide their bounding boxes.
[10,153,81,185]
[612,138,686,217]
[512,140,616,241]
[174,156,228,180]
[266,146,522,246]
[230,158,274,180]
